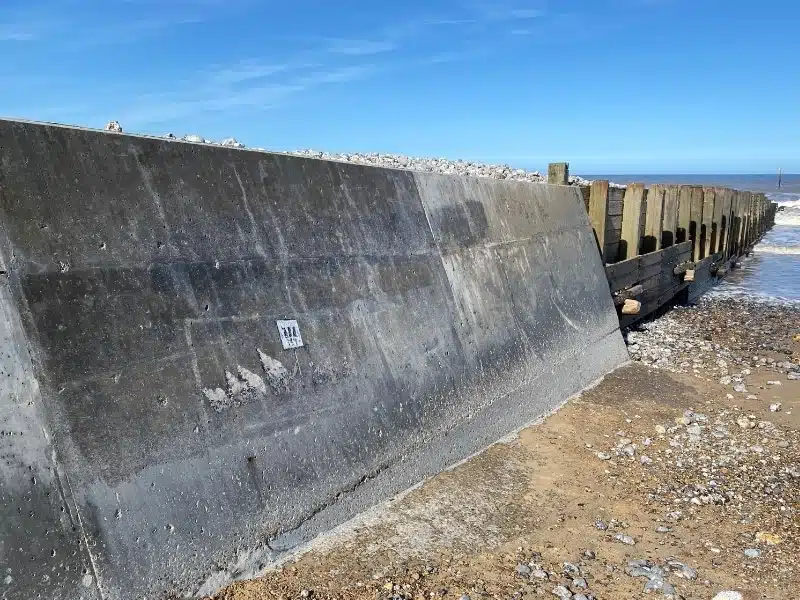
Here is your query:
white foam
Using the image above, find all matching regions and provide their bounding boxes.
[756,244,800,255]
[775,213,800,227]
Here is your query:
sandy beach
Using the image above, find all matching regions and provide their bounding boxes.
[209,298,798,600]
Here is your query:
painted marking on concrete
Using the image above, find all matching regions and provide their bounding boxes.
[277,320,303,349]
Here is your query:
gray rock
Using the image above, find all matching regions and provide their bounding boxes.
[582,549,596,560]
[596,452,612,460]
[551,585,572,600]
[572,577,588,589]
[788,372,799,380]
[563,563,581,577]
[644,577,664,592]
[614,533,636,545]
[532,569,549,580]
[667,561,697,580]
[662,581,677,596]
[595,519,609,530]
[516,564,532,578]
[744,548,761,558]
[733,383,747,393]
[656,526,672,533]
[573,595,589,600]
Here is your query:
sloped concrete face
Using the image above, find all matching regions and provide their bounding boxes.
[0,119,627,600]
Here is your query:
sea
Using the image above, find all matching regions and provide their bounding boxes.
[588,174,800,305]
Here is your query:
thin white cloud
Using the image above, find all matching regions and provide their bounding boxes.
[327,39,397,56]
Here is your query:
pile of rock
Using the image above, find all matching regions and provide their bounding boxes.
[287,150,549,184]
[625,298,800,388]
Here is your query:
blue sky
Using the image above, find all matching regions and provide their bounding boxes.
[1,0,797,174]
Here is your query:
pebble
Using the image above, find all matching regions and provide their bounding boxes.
[655,525,672,533]
[596,452,612,461]
[572,577,587,589]
[595,519,608,530]
[573,595,589,600]
[640,455,653,465]
[733,383,747,393]
[686,423,702,436]
[744,548,761,558]
[551,585,572,599]
[563,563,581,577]
[755,531,782,545]
[769,403,782,412]
[532,569,549,580]
[767,380,782,386]
[516,564,532,578]
[712,593,743,600]
[614,533,636,545]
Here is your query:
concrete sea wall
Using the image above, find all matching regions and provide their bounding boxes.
[0,119,628,599]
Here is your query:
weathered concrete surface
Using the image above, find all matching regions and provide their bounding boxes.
[0,119,628,600]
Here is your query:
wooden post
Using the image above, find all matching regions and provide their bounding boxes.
[547,163,569,185]
[619,183,645,261]
[689,186,704,262]
[701,187,715,259]
[739,192,750,252]
[711,187,725,255]
[662,185,679,248]
[717,188,733,256]
[731,191,744,256]
[642,184,665,253]
[677,185,692,245]
[588,180,609,261]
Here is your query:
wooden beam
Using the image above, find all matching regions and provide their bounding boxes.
[662,185,679,248]
[701,187,715,259]
[689,186,704,262]
[677,185,692,244]
[716,188,733,256]
[547,163,569,185]
[619,183,645,261]
[642,184,665,254]
[588,180,610,261]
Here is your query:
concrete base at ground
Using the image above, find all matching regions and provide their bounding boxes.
[0,119,628,600]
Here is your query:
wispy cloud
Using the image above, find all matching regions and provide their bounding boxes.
[327,39,397,56]
[0,25,37,41]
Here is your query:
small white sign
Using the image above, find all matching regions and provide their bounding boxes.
[276,319,304,349]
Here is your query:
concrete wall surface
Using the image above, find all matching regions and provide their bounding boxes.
[0,119,628,600]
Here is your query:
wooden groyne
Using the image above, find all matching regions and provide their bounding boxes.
[548,164,778,327]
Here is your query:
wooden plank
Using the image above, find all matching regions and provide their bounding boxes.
[619,183,645,261]
[605,228,622,244]
[605,256,640,291]
[608,200,623,216]
[701,187,715,260]
[639,261,661,281]
[662,185,679,247]
[716,188,733,257]
[689,186,704,262]
[642,184,665,253]
[588,180,609,259]
[711,187,726,254]
[604,242,620,264]
[731,191,743,256]
[677,185,693,245]
[640,249,663,267]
